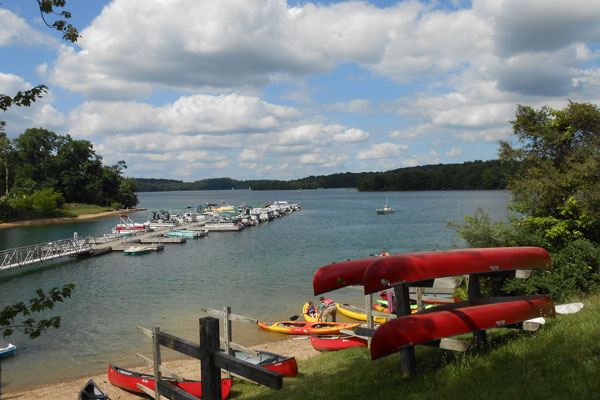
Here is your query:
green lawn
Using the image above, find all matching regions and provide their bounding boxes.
[232,293,600,399]
[60,203,114,217]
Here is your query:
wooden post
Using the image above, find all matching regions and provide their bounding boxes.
[200,317,222,400]
[467,275,487,346]
[152,326,162,400]
[365,293,374,347]
[416,287,423,311]
[394,286,416,377]
[223,306,232,379]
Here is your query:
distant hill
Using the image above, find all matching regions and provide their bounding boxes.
[134,159,517,192]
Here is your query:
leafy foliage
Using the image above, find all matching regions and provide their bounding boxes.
[450,102,600,300]
[1,284,76,338]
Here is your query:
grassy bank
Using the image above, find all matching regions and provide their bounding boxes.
[59,203,113,217]
[234,293,599,399]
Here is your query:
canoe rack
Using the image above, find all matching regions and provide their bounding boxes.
[312,247,555,377]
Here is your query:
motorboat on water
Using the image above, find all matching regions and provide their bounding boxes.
[0,339,16,358]
[111,215,149,234]
[376,198,394,214]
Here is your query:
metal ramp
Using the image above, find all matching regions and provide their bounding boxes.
[0,236,93,271]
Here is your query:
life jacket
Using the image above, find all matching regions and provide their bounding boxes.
[322,298,334,307]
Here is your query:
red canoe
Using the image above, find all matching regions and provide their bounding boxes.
[231,349,298,377]
[370,295,555,360]
[108,364,232,399]
[313,247,551,295]
[310,334,367,351]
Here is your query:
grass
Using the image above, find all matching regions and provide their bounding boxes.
[59,203,114,217]
[232,293,600,399]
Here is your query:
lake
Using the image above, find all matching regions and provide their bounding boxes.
[0,189,510,392]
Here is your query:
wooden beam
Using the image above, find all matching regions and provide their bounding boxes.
[198,307,258,325]
[218,339,259,357]
[136,383,170,400]
[138,325,153,339]
[353,326,376,338]
[156,331,202,359]
[467,275,487,346]
[136,353,184,381]
[339,329,370,340]
[153,327,162,400]
[157,380,199,400]
[213,352,283,389]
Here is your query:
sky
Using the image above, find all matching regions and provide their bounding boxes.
[1,0,600,181]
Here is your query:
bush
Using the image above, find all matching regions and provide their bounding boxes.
[110,201,122,210]
[29,188,65,212]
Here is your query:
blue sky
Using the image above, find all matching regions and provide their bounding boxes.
[2,0,600,181]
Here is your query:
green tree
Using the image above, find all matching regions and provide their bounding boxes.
[11,128,59,194]
[0,122,12,197]
[450,102,600,300]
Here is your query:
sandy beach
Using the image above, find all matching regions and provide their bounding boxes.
[0,209,144,230]
[3,337,319,399]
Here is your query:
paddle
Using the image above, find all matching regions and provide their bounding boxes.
[290,315,300,321]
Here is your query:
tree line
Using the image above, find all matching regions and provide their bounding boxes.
[0,126,138,221]
[135,160,516,192]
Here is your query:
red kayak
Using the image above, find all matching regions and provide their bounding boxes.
[310,334,367,351]
[231,349,298,377]
[370,295,555,360]
[313,247,551,295]
[108,364,232,399]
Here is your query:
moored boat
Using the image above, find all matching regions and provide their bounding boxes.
[230,349,298,377]
[257,320,360,335]
[112,215,148,234]
[78,379,110,400]
[123,246,152,256]
[108,364,232,399]
[0,339,16,358]
[376,198,394,214]
[310,334,367,351]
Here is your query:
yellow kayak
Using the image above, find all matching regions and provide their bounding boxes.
[258,320,360,335]
[302,302,319,322]
[336,303,388,324]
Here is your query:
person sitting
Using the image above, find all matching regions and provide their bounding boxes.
[307,301,317,318]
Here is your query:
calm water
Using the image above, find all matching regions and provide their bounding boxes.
[0,189,510,392]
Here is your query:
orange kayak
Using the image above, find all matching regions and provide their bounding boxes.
[258,321,360,335]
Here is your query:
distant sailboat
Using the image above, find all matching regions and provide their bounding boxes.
[376,198,394,214]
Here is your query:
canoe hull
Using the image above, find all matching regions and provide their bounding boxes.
[258,321,360,335]
[312,247,551,296]
[370,295,555,360]
[108,364,232,399]
[363,247,551,294]
[79,379,109,400]
[310,335,367,351]
[231,349,298,377]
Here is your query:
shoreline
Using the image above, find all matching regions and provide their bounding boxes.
[0,208,146,230]
[3,336,320,399]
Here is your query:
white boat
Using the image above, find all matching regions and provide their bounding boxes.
[0,339,16,358]
[123,246,152,256]
[112,215,148,234]
[376,199,394,214]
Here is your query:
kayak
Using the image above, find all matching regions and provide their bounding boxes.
[370,295,555,360]
[108,364,232,399]
[79,379,110,400]
[258,321,360,335]
[230,349,298,377]
[310,334,367,351]
[302,302,319,322]
[374,300,435,313]
[313,247,551,295]
[336,303,388,323]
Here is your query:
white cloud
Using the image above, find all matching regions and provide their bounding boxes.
[333,128,369,142]
[0,9,49,47]
[356,143,409,160]
[445,147,463,157]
